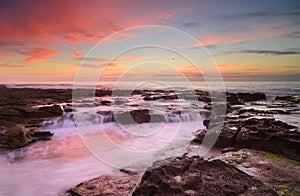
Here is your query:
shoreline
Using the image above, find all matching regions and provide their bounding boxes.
[0,85,299,195]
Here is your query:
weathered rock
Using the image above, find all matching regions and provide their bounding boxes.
[133,156,277,196]
[0,125,54,149]
[67,175,140,196]
[193,118,300,160]
[216,149,300,194]
[38,105,63,116]
[237,93,266,102]
[0,125,31,149]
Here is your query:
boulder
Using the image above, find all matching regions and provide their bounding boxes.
[0,125,31,149]
[133,156,277,195]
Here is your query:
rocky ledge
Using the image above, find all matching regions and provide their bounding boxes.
[0,125,53,149]
[193,117,300,160]
[132,156,277,196]
[67,156,278,196]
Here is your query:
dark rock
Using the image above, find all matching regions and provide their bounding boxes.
[0,85,7,90]
[30,131,54,141]
[237,93,266,102]
[227,93,242,105]
[193,118,300,160]
[275,95,300,104]
[133,156,278,195]
[38,105,63,116]
[100,100,111,106]
[116,109,165,124]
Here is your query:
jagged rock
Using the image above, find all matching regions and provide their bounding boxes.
[133,156,277,196]
[193,118,300,160]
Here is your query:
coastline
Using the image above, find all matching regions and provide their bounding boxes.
[0,84,299,195]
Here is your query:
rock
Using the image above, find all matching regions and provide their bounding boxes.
[237,93,266,102]
[193,118,300,160]
[100,100,111,106]
[275,95,300,104]
[132,156,277,195]
[38,105,63,116]
[0,125,54,149]
[67,175,140,196]
[0,84,7,89]
[30,131,54,141]
[221,147,236,153]
[227,93,242,105]
[0,125,31,149]
[115,109,165,124]
[216,149,300,194]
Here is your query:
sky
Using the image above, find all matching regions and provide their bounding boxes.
[0,0,299,84]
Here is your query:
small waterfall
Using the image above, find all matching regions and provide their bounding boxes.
[41,109,201,129]
[165,112,200,123]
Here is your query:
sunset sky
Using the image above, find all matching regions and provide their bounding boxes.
[0,0,299,83]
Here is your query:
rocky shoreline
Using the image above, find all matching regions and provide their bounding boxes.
[0,85,299,195]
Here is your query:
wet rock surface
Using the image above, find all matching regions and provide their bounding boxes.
[216,149,300,195]
[193,118,300,160]
[132,156,277,196]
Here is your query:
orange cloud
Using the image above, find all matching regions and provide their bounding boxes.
[18,48,60,64]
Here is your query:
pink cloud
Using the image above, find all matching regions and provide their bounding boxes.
[18,48,60,64]
[73,50,83,58]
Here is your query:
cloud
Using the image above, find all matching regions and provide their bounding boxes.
[227,49,300,56]
[73,50,83,58]
[0,1,185,47]
[221,6,300,21]
[159,13,173,20]
[18,48,60,64]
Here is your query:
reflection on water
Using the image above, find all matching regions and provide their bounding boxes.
[0,118,203,195]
